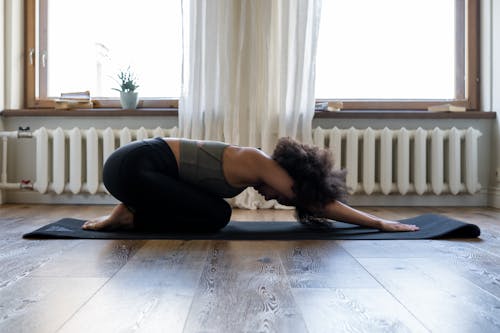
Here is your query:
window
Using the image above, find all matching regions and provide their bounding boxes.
[315,0,478,110]
[26,0,182,108]
[25,0,478,110]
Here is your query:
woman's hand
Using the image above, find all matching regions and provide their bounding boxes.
[378,219,420,232]
[320,201,420,232]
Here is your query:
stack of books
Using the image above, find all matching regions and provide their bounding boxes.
[315,101,344,112]
[427,104,466,112]
[55,91,93,109]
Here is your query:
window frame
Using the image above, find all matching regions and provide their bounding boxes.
[315,0,479,111]
[24,0,178,109]
[24,0,479,111]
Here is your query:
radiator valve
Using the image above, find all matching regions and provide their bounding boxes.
[20,179,34,190]
[17,126,33,138]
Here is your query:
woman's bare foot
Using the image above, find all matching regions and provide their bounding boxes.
[82,203,135,231]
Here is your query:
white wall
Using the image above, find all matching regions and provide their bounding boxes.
[2,116,178,204]
[0,0,5,110]
[0,1,5,203]
[312,117,493,207]
[1,115,494,206]
[0,0,499,207]
[482,0,500,207]
[493,1,500,208]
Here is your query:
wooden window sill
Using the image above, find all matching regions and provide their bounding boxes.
[1,108,179,117]
[313,110,496,119]
[0,109,496,119]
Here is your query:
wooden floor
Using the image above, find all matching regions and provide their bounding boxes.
[0,205,499,333]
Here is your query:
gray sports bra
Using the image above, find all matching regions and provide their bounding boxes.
[178,139,245,198]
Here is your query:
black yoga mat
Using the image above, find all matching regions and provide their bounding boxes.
[22,214,480,240]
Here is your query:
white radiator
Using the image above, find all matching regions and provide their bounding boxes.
[0,126,178,194]
[1,126,482,196]
[313,127,482,195]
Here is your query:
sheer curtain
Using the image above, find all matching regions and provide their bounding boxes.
[0,0,23,203]
[1,0,24,110]
[180,0,322,208]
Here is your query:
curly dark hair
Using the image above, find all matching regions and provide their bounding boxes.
[272,137,348,227]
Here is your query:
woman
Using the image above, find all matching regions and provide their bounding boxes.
[82,137,419,232]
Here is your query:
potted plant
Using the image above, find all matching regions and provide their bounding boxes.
[113,67,140,109]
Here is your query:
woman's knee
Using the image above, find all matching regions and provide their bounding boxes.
[102,153,125,198]
[204,199,232,230]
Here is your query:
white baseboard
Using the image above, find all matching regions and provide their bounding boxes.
[347,193,488,207]
[4,190,490,207]
[5,191,118,205]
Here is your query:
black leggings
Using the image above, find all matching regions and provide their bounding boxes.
[103,137,232,232]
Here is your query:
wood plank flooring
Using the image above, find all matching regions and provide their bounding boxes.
[0,204,499,333]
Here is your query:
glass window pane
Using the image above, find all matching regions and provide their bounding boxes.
[315,0,456,100]
[46,0,182,98]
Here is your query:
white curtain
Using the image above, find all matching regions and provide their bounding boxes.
[180,0,322,208]
[0,1,23,203]
[0,0,24,110]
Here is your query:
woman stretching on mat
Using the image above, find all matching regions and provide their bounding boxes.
[82,137,419,233]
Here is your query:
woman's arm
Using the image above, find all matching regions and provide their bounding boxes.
[257,159,418,232]
[257,158,419,231]
[234,148,418,232]
[319,201,420,232]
